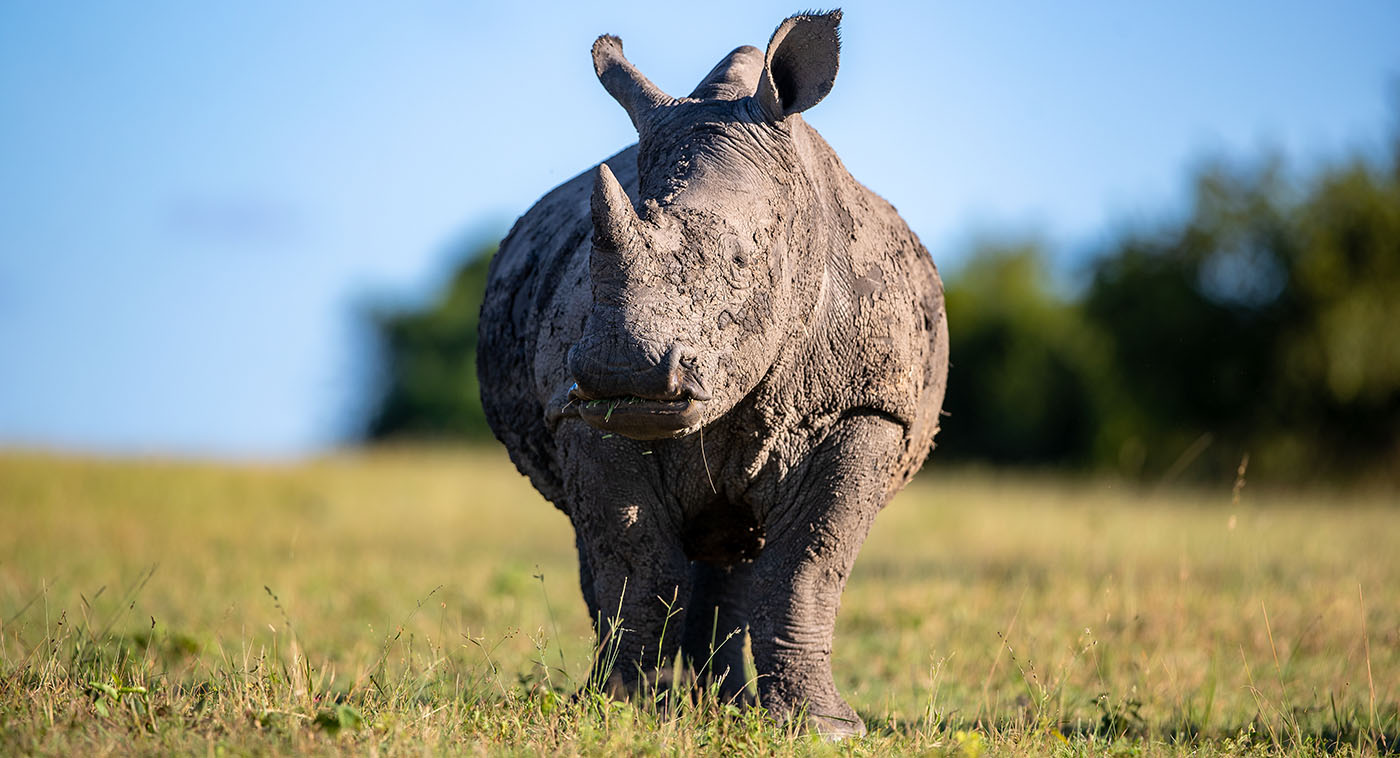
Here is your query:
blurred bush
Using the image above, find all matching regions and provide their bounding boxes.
[939,242,1110,467]
[363,242,496,441]
[1080,145,1400,482]
[364,131,1400,483]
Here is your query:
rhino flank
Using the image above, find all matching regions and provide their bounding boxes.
[478,10,949,737]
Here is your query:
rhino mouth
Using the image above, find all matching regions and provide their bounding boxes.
[567,389,707,440]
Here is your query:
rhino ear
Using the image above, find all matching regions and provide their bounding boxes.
[593,35,673,131]
[756,10,842,123]
[690,45,765,101]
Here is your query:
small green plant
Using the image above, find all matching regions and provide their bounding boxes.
[312,704,364,735]
[86,677,148,720]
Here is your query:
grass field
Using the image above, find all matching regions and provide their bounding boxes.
[1,447,1397,756]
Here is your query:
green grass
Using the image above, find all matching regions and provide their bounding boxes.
[1,447,1396,756]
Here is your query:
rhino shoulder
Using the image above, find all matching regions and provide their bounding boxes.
[790,126,948,472]
[479,146,642,505]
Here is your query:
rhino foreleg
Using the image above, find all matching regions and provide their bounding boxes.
[562,434,692,700]
[749,413,903,738]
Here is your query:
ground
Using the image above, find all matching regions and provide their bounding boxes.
[0,447,1396,756]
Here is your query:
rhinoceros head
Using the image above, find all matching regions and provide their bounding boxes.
[567,11,843,440]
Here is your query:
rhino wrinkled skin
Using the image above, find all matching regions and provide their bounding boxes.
[478,11,949,736]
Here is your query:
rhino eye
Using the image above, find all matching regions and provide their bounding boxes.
[718,233,753,290]
[721,233,746,266]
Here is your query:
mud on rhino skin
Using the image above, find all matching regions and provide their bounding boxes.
[477,10,949,737]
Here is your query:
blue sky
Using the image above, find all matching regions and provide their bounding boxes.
[1,1,1396,457]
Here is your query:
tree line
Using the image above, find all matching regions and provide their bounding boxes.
[364,129,1400,484]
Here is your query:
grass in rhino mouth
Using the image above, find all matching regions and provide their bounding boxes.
[577,396,688,422]
[581,396,651,407]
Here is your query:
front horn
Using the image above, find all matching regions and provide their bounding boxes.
[590,162,639,254]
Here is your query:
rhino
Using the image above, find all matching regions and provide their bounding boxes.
[478,10,948,736]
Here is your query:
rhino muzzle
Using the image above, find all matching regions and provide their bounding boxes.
[567,339,711,440]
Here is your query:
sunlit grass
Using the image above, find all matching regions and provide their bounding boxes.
[1,448,1396,756]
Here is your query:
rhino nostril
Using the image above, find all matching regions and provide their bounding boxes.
[665,345,709,401]
[569,338,710,402]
